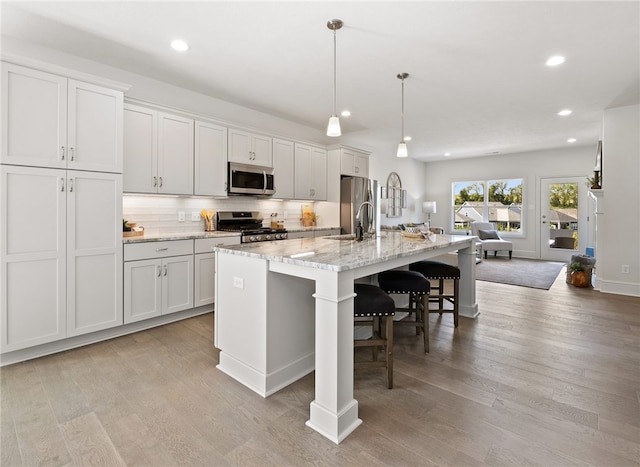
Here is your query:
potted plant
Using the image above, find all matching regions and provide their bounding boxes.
[569,261,590,288]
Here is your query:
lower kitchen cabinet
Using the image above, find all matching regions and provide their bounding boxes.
[1,165,123,352]
[194,236,240,307]
[124,240,193,324]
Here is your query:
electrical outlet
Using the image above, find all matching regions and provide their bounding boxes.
[191,212,200,222]
[178,211,185,222]
[622,264,630,274]
[233,277,244,289]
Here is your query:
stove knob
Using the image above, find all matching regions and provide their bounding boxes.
[275,234,281,240]
[282,233,287,239]
[249,236,256,242]
[265,234,271,241]
[256,235,263,242]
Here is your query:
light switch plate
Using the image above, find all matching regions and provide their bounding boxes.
[178,211,185,222]
[191,212,200,222]
[233,277,244,289]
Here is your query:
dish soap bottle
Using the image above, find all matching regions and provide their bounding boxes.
[355,221,364,241]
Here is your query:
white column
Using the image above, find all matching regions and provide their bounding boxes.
[458,238,479,318]
[306,268,362,444]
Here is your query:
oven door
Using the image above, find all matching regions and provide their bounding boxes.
[228,162,275,196]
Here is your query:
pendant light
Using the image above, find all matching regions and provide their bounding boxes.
[326,19,343,137]
[397,72,409,157]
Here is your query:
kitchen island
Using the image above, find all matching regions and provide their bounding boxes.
[214,231,477,444]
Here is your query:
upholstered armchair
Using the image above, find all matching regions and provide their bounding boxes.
[471,221,513,259]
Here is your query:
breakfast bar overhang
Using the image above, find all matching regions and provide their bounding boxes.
[214,232,477,444]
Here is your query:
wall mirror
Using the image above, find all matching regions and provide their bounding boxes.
[384,172,406,218]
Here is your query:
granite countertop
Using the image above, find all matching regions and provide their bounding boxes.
[214,231,473,272]
[122,226,342,244]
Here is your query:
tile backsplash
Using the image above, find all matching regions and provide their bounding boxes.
[123,195,320,234]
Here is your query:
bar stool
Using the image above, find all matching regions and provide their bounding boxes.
[377,270,431,353]
[354,283,396,389]
[409,260,460,328]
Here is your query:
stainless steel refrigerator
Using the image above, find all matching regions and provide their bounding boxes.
[340,176,379,236]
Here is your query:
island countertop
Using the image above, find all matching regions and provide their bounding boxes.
[214,231,473,272]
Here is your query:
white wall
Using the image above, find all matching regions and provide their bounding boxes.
[423,145,596,258]
[599,104,640,296]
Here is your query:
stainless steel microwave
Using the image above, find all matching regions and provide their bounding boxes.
[228,162,275,196]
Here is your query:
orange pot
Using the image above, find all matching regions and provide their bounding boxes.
[571,271,590,288]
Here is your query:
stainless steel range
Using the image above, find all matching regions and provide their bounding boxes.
[215,211,288,243]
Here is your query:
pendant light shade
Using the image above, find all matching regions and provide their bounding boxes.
[397,72,409,157]
[327,19,343,137]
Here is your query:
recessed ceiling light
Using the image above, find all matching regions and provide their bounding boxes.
[444,152,451,157]
[171,39,190,52]
[558,109,572,116]
[567,138,577,143]
[546,55,566,66]
[341,110,351,117]
[403,136,412,142]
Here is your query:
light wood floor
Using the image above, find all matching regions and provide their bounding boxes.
[2,273,639,466]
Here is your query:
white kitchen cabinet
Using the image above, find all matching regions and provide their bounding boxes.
[272,138,294,199]
[1,62,123,173]
[123,104,194,195]
[340,148,369,178]
[195,120,227,197]
[1,165,123,352]
[124,240,194,324]
[294,143,327,200]
[194,236,240,307]
[228,129,272,167]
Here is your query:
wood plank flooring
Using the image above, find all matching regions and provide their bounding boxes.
[2,273,639,466]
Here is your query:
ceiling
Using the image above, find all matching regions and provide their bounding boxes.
[2,1,639,162]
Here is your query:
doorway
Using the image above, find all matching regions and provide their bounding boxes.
[540,177,586,262]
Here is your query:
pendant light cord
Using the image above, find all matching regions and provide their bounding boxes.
[400,76,405,141]
[333,28,337,116]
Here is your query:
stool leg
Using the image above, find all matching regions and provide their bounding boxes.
[438,278,444,314]
[386,315,393,389]
[453,278,459,328]
[422,295,429,353]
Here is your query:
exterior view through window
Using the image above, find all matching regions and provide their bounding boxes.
[453,179,523,233]
[547,182,578,250]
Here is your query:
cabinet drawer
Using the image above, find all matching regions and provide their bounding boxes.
[124,240,193,261]
[195,236,241,253]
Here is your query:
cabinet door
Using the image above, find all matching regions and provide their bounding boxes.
[310,147,327,200]
[67,80,123,173]
[340,149,356,176]
[1,63,67,168]
[252,134,273,167]
[294,144,312,199]
[124,259,162,324]
[158,112,194,195]
[195,121,227,196]
[195,252,215,307]
[162,255,194,315]
[228,129,251,164]
[66,171,123,336]
[1,166,66,351]
[272,138,294,199]
[123,104,157,193]
[354,152,369,177]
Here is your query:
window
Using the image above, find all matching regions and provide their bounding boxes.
[452,179,523,234]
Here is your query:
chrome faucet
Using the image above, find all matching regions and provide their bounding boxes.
[355,201,375,239]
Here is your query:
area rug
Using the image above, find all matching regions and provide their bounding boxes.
[475,257,565,290]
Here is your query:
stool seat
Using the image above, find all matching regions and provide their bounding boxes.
[354,283,395,389]
[377,270,431,353]
[410,260,460,279]
[410,260,460,328]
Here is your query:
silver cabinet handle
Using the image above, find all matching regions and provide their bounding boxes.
[69,178,74,192]
[155,247,169,252]
[60,177,65,192]
[163,264,167,276]
[153,176,158,188]
[69,147,75,161]
[157,265,162,277]
[60,146,66,161]
[159,177,163,188]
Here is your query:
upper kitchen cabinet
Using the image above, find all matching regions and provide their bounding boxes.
[294,143,327,201]
[195,120,227,197]
[228,129,272,167]
[123,104,194,195]
[339,147,370,178]
[272,138,294,199]
[1,62,123,173]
